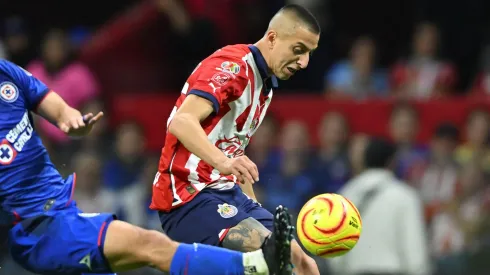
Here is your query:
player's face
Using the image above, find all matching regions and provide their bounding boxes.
[269,27,319,80]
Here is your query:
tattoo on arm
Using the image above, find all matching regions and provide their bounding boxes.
[222,217,271,252]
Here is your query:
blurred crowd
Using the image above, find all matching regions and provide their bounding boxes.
[1,0,490,274]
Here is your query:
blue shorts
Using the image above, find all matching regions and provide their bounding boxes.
[159,185,273,246]
[8,204,116,275]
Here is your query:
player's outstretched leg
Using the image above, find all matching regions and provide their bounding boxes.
[102,219,292,275]
[222,205,319,275]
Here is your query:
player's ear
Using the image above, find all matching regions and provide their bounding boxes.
[266,30,277,48]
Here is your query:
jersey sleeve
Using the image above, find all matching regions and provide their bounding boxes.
[187,57,249,113]
[0,60,49,110]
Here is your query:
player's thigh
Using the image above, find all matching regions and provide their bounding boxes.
[8,211,116,275]
[242,200,274,232]
[221,200,274,252]
[102,220,178,272]
[159,194,254,246]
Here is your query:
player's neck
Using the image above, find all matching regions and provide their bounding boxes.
[253,40,272,74]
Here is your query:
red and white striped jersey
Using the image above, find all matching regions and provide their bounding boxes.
[151,44,278,212]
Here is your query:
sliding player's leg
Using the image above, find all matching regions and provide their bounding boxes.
[8,206,292,275]
[104,206,294,275]
[103,220,269,274]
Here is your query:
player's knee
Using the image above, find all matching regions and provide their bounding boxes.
[137,229,178,261]
[222,218,271,252]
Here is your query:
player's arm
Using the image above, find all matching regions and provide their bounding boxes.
[168,94,228,168]
[35,92,102,136]
[3,60,103,136]
[168,94,259,189]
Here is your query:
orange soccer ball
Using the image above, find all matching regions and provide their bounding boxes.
[296,193,362,258]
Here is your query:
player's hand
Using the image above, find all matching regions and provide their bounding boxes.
[216,156,259,185]
[58,108,104,137]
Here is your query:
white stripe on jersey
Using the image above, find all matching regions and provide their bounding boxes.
[169,151,183,206]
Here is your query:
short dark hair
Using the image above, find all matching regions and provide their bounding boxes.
[364,137,396,169]
[279,4,321,35]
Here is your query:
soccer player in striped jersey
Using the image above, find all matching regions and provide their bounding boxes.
[151,4,321,275]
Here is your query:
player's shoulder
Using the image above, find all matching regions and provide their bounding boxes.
[210,44,251,59]
[202,44,251,69]
[0,59,18,74]
[0,59,32,80]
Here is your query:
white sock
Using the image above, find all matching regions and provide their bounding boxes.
[243,249,269,275]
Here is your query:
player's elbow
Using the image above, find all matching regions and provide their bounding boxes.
[168,114,186,136]
[168,113,197,137]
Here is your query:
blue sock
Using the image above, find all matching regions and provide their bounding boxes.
[170,243,244,275]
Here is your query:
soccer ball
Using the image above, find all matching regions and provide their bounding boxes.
[296,193,362,258]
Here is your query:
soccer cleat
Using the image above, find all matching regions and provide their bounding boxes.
[262,205,294,275]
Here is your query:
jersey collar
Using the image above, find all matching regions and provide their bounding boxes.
[248,45,279,89]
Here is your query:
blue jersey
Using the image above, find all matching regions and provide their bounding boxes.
[0,59,72,226]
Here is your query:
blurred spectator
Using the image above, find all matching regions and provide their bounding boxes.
[70,99,111,159]
[469,45,490,96]
[103,121,146,221]
[27,29,100,146]
[325,36,388,99]
[414,123,460,224]
[331,137,431,275]
[261,120,315,215]
[155,0,219,81]
[247,114,281,203]
[247,114,280,174]
[348,133,369,176]
[455,109,490,173]
[103,121,146,191]
[72,151,114,214]
[430,161,490,274]
[389,102,429,180]
[68,26,91,50]
[391,22,457,99]
[119,155,161,230]
[309,112,350,193]
[3,16,34,67]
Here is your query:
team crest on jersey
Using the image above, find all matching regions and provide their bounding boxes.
[0,82,19,103]
[0,139,17,165]
[250,118,259,131]
[217,203,238,218]
[221,61,240,74]
[211,72,231,86]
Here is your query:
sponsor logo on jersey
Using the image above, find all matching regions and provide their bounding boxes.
[0,82,19,103]
[215,136,247,158]
[6,112,34,152]
[220,61,240,74]
[217,203,238,218]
